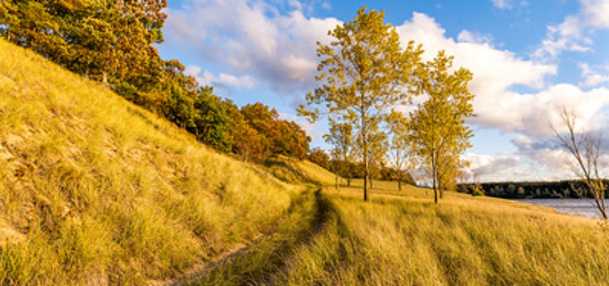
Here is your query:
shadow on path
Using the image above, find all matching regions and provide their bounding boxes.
[171,188,331,286]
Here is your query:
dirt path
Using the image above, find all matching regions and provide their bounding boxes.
[168,188,331,286]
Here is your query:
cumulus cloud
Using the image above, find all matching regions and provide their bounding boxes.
[462,153,522,182]
[185,65,256,88]
[164,0,341,93]
[457,30,493,44]
[396,12,609,181]
[578,63,609,87]
[535,0,609,58]
[396,13,562,136]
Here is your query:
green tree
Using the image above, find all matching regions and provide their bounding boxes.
[0,0,168,87]
[301,8,422,201]
[193,87,235,153]
[409,51,474,204]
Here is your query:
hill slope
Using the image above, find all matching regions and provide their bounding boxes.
[0,39,304,285]
[266,156,344,187]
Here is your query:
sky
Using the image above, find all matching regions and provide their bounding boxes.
[158,0,609,182]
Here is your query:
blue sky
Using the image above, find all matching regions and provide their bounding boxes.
[158,0,609,181]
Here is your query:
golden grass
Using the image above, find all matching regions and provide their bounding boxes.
[267,156,344,187]
[0,39,301,285]
[272,185,609,285]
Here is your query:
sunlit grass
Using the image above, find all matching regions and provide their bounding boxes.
[0,39,300,285]
[273,184,609,285]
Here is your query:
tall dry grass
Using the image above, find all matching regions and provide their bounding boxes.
[0,39,300,285]
[275,185,609,285]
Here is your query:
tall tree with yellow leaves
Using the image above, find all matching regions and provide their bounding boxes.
[300,7,422,201]
[409,51,474,204]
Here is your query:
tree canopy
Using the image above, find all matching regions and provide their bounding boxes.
[0,1,311,163]
[301,7,423,201]
[409,51,474,203]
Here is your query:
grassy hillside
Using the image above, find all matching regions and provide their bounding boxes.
[0,39,304,285]
[266,155,344,187]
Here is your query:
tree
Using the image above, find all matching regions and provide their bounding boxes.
[308,148,330,170]
[192,87,234,152]
[324,120,355,187]
[364,120,388,189]
[387,111,412,191]
[409,51,474,204]
[300,8,422,201]
[242,103,311,161]
[436,153,465,197]
[0,0,168,87]
[553,108,608,219]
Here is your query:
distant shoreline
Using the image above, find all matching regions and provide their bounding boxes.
[457,180,609,199]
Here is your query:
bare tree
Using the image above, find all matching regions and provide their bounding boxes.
[553,108,607,219]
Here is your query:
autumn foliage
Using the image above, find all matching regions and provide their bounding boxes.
[0,0,310,162]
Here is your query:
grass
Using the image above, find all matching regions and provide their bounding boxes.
[0,39,303,285]
[266,156,344,187]
[184,189,329,286]
[271,185,609,285]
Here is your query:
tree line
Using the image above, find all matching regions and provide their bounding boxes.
[300,8,475,202]
[0,0,310,162]
[308,148,416,187]
[457,180,609,199]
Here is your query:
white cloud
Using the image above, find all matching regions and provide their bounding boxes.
[578,63,609,87]
[164,0,341,93]
[457,30,493,44]
[185,65,256,89]
[492,0,512,9]
[462,153,522,182]
[396,13,560,135]
[581,0,609,27]
[535,0,609,58]
[397,12,609,181]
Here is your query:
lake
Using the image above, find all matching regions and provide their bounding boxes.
[521,199,607,218]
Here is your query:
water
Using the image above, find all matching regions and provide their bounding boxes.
[520,199,608,218]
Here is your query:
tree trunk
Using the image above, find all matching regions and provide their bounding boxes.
[432,153,438,204]
[335,174,338,190]
[398,180,402,191]
[347,177,351,187]
[361,106,368,202]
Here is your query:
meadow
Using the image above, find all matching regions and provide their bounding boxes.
[273,186,609,286]
[3,38,609,286]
